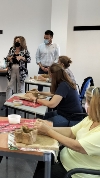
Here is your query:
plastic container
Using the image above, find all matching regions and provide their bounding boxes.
[13,100,23,106]
[8,114,21,124]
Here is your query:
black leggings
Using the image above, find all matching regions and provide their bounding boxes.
[33,147,67,178]
[33,162,67,178]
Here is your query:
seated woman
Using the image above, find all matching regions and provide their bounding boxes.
[27,63,83,127]
[58,55,76,84]
[37,55,76,84]
[33,86,100,178]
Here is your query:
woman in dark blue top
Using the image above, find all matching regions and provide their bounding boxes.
[27,62,83,127]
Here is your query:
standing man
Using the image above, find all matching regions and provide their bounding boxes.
[36,30,60,91]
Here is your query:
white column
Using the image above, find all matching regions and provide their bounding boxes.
[51,0,69,55]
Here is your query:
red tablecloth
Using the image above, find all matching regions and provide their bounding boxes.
[0,119,36,133]
[7,96,42,108]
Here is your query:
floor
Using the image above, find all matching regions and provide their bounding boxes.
[0,157,37,178]
[0,92,37,178]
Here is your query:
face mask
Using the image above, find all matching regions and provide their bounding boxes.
[85,102,89,113]
[44,39,49,45]
[15,42,20,47]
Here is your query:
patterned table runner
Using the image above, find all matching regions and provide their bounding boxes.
[7,96,42,108]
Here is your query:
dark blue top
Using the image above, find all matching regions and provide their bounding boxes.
[55,81,83,121]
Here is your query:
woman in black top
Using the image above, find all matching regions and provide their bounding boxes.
[27,63,83,127]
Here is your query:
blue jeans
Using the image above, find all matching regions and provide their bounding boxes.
[44,110,81,127]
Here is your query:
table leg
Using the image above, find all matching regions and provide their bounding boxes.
[24,112,26,118]
[27,113,29,118]
[25,83,29,92]
[5,107,8,117]
[28,84,29,91]
[44,152,51,178]
[16,78,17,93]
[25,83,27,93]
[14,109,16,114]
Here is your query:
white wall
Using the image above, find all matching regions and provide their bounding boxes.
[67,0,100,86]
[0,0,100,92]
[0,0,51,91]
[51,0,69,55]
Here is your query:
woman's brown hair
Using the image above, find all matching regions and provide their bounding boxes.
[86,86,100,122]
[49,63,76,94]
[13,36,27,50]
[59,56,72,69]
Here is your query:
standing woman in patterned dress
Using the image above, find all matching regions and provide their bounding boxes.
[5,36,31,100]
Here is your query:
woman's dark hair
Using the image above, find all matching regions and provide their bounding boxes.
[45,30,54,37]
[13,36,27,50]
[59,56,72,68]
[49,63,76,94]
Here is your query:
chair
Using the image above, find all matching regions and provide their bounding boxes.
[64,168,100,178]
[67,110,87,126]
[77,76,94,104]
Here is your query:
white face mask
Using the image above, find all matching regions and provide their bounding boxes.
[85,102,89,113]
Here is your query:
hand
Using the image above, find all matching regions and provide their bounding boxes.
[41,66,45,71]
[7,56,13,61]
[40,65,48,72]
[16,56,22,61]
[38,75,46,81]
[43,67,49,72]
[25,93,37,102]
[34,119,51,135]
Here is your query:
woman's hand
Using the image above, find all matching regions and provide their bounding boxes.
[34,119,51,135]
[25,93,37,102]
[7,56,13,61]
[38,75,46,81]
[16,56,25,61]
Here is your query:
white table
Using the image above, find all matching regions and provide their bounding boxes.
[25,79,51,92]
[4,94,48,118]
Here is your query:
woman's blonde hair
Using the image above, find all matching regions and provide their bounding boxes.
[86,86,100,122]
[13,36,27,50]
